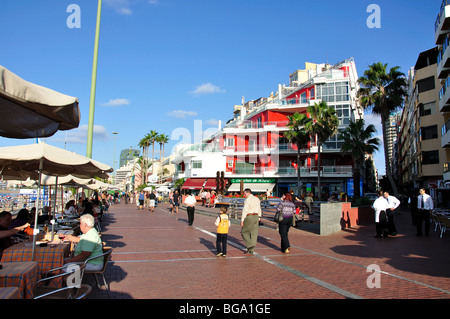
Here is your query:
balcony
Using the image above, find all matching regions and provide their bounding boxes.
[442,119,450,148]
[437,37,450,79]
[226,166,352,178]
[439,75,450,112]
[435,0,450,45]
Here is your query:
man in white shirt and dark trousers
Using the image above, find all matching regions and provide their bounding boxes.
[416,188,434,236]
[383,191,400,236]
[184,192,197,226]
[372,191,389,238]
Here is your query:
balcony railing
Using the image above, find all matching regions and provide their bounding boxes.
[227,166,352,177]
[435,0,450,32]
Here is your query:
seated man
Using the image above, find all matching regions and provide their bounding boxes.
[62,214,104,271]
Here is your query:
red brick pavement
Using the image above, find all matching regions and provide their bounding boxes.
[86,201,450,300]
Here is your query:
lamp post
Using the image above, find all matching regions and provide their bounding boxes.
[112,131,118,184]
[86,0,102,158]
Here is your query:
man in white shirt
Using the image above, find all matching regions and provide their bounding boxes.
[383,191,400,236]
[184,192,197,226]
[416,188,434,236]
[241,189,261,254]
[373,191,389,238]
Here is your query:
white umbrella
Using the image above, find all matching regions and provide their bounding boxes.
[0,142,112,259]
[0,65,80,139]
[156,186,170,193]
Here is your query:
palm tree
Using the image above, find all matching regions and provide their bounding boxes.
[306,101,339,200]
[157,133,170,162]
[357,62,407,197]
[138,137,150,185]
[284,112,312,197]
[339,119,381,198]
[147,130,159,173]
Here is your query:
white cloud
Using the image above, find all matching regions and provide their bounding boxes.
[166,110,198,118]
[101,98,130,107]
[52,125,109,144]
[103,0,133,15]
[205,118,219,126]
[189,83,225,96]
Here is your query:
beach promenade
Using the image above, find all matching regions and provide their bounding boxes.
[86,200,450,301]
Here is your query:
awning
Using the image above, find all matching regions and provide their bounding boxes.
[227,183,275,193]
[203,178,228,190]
[181,178,206,190]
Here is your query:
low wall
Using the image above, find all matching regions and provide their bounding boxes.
[319,203,374,236]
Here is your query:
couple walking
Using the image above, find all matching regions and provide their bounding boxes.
[240,189,294,254]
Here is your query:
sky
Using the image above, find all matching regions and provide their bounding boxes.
[0,0,442,176]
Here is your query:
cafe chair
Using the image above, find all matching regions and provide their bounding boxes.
[34,284,92,299]
[34,264,87,299]
[84,246,113,296]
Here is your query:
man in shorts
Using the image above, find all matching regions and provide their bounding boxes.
[172,190,180,214]
[149,191,156,212]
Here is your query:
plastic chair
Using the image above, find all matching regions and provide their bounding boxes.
[84,246,113,296]
[34,284,92,299]
[34,264,87,299]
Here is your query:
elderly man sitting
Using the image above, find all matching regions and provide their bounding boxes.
[62,214,104,271]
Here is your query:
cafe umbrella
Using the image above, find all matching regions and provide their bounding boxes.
[0,142,113,259]
[0,65,80,139]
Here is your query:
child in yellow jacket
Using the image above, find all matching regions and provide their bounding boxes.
[215,207,230,257]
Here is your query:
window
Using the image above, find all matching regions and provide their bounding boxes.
[225,138,234,147]
[316,82,349,103]
[417,76,435,93]
[257,117,262,129]
[300,92,307,104]
[420,125,438,141]
[192,160,202,169]
[421,150,439,165]
[227,160,233,168]
[419,102,435,117]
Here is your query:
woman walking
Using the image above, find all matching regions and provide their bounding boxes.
[276,192,296,253]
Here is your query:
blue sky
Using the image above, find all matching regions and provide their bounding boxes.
[0,0,442,176]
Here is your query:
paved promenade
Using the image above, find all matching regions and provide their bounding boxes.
[86,200,450,301]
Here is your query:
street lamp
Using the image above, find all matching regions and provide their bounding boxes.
[86,0,103,158]
[112,131,118,184]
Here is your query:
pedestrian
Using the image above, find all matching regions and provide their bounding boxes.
[304,192,314,215]
[215,207,230,257]
[169,191,174,212]
[138,190,145,210]
[240,188,261,255]
[416,188,434,236]
[276,193,296,253]
[201,189,206,206]
[149,191,156,212]
[383,191,400,236]
[173,190,180,214]
[372,191,389,238]
[184,191,197,226]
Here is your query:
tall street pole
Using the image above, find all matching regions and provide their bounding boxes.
[86,0,102,158]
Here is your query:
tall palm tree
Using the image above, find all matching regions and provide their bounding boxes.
[284,112,312,197]
[357,62,407,197]
[147,130,159,173]
[339,119,381,198]
[138,136,150,185]
[306,101,339,200]
[158,133,170,162]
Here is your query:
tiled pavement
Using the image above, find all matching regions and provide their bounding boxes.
[85,201,450,300]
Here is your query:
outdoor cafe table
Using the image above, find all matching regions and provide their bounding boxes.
[0,287,21,299]
[0,241,71,287]
[0,261,39,299]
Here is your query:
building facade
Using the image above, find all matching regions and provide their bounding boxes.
[173,58,369,199]
[436,0,450,189]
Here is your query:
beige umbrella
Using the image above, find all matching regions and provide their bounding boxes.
[0,65,80,139]
[0,142,112,259]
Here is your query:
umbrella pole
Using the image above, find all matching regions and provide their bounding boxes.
[31,159,44,260]
[50,176,58,241]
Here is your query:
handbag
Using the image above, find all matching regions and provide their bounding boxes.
[274,210,283,223]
